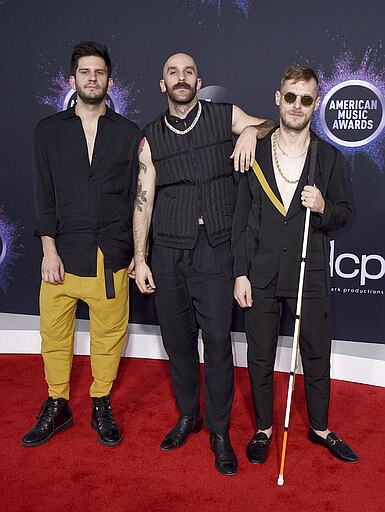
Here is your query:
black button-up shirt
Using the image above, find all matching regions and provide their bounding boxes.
[33,106,141,276]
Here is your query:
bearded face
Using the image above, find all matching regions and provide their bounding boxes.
[276,78,320,132]
[160,53,202,106]
[70,55,111,106]
[163,79,199,104]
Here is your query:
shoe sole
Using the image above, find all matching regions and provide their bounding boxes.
[214,462,237,476]
[160,439,187,451]
[91,419,122,447]
[246,457,268,464]
[21,417,74,447]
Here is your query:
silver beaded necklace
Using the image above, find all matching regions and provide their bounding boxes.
[164,101,202,135]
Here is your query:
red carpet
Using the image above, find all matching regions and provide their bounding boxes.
[1,354,384,512]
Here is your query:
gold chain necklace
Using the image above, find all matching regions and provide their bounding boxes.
[275,137,307,159]
[272,132,301,185]
[164,101,202,135]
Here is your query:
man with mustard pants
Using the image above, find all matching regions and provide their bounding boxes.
[21,41,140,447]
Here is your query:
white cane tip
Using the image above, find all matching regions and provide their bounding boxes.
[277,475,284,486]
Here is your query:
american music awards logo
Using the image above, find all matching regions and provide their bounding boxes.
[314,46,385,296]
[314,47,385,167]
[320,80,385,147]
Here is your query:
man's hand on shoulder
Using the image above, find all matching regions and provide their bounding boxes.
[231,105,276,173]
[230,126,257,173]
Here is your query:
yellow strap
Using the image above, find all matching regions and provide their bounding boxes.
[252,161,286,217]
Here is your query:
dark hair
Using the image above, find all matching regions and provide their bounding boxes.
[280,65,319,91]
[70,41,112,77]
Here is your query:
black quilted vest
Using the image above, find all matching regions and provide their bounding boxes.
[144,102,235,249]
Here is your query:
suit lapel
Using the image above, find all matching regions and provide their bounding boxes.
[263,133,284,204]
[253,132,287,217]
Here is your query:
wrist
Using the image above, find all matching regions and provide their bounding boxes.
[43,247,58,257]
[245,125,259,137]
[135,255,146,265]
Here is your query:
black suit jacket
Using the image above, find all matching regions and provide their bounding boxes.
[231,129,352,298]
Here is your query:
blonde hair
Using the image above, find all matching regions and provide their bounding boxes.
[280,65,319,92]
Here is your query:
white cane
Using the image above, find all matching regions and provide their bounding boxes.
[277,139,318,486]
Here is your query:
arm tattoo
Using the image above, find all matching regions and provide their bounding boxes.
[138,147,147,174]
[134,180,147,212]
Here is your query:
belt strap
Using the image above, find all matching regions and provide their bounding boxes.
[252,161,286,217]
[104,263,116,299]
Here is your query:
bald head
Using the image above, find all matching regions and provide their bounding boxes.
[160,52,202,108]
[162,53,198,79]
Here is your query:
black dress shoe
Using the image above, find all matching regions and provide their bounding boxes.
[308,427,359,462]
[210,432,238,476]
[91,395,121,446]
[21,397,73,447]
[160,413,202,450]
[246,431,271,464]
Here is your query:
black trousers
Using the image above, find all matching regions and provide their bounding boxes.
[151,228,234,434]
[245,281,331,431]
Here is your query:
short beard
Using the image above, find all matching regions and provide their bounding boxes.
[280,113,311,132]
[76,86,108,105]
[165,81,197,104]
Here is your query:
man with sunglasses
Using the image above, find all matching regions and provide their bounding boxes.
[232,65,359,465]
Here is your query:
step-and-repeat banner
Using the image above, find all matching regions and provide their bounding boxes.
[0,1,384,343]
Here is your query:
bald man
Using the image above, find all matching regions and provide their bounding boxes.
[133,53,275,475]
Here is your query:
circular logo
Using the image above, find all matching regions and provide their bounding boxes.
[0,229,7,266]
[198,86,228,102]
[63,90,120,113]
[320,80,385,147]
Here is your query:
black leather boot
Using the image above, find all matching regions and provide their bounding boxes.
[21,397,73,447]
[210,432,238,476]
[91,395,121,446]
[160,413,203,450]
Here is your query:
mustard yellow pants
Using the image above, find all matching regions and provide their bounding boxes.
[40,249,128,400]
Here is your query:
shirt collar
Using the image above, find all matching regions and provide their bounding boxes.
[61,105,117,121]
[165,101,200,126]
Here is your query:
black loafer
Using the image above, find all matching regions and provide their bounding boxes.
[308,427,359,462]
[91,395,121,446]
[246,432,271,464]
[210,432,238,476]
[160,413,202,450]
[21,397,73,447]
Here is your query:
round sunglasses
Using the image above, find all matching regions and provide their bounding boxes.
[283,91,314,107]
